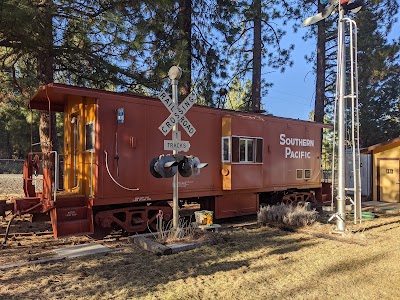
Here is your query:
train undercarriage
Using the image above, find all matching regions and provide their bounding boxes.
[1,153,322,241]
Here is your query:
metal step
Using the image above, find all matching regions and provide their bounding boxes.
[55,194,87,207]
[55,206,90,222]
[53,219,93,238]
[50,196,94,238]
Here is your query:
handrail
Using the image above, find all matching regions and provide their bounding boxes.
[104,151,139,191]
[50,151,58,203]
[27,151,59,203]
[90,150,93,197]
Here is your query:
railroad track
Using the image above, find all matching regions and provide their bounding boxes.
[1,214,259,240]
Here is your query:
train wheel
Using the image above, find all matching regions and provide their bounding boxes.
[148,201,172,232]
[88,225,112,239]
[88,213,113,239]
[282,194,294,205]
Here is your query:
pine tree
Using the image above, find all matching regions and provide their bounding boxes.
[0,1,154,153]
[300,0,399,149]
[225,77,252,111]
[214,0,298,112]
[355,1,400,147]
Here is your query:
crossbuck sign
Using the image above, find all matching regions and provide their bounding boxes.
[158,90,197,137]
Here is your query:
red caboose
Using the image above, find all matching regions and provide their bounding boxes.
[2,83,326,238]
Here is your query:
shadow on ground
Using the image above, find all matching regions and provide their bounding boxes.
[0,227,317,299]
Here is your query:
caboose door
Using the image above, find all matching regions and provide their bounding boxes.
[64,98,97,196]
[100,100,147,198]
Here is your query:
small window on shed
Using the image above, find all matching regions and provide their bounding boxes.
[222,137,231,162]
[85,122,94,151]
[296,169,303,180]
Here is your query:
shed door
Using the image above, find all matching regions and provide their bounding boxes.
[379,159,400,203]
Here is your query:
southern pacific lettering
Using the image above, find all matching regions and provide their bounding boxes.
[279,133,315,159]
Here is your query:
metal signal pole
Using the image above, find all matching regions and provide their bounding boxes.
[336,5,346,232]
[303,0,364,232]
[168,66,182,231]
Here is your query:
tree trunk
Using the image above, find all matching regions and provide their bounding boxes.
[252,0,262,112]
[36,0,57,154]
[178,0,192,98]
[314,1,326,123]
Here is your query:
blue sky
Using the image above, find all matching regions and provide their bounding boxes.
[264,11,400,121]
[264,32,316,121]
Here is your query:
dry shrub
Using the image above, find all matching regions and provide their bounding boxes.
[258,203,318,227]
[149,214,198,244]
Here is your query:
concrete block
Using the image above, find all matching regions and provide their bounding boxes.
[53,243,110,258]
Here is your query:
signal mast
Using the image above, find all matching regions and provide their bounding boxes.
[303,0,363,232]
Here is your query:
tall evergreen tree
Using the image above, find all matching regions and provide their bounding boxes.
[214,0,298,112]
[355,1,400,146]
[300,0,399,148]
[0,1,155,153]
[225,77,252,111]
[299,0,336,123]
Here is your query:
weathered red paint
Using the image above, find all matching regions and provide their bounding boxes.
[2,83,327,238]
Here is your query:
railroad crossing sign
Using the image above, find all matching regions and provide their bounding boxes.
[158,90,197,137]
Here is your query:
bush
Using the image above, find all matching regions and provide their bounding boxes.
[149,213,198,244]
[258,203,318,227]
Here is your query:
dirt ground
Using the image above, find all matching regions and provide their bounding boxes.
[0,214,127,267]
[2,210,400,300]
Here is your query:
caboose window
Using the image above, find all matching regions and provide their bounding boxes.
[231,136,263,164]
[222,137,231,162]
[85,122,94,151]
[296,169,303,180]
[239,138,254,162]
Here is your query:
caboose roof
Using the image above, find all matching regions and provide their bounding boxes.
[30,83,330,128]
[30,83,156,112]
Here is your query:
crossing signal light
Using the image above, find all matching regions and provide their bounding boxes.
[150,154,208,178]
[178,155,208,177]
[150,154,178,178]
[342,0,363,13]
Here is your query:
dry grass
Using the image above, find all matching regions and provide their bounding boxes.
[2,214,400,299]
[148,215,199,245]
